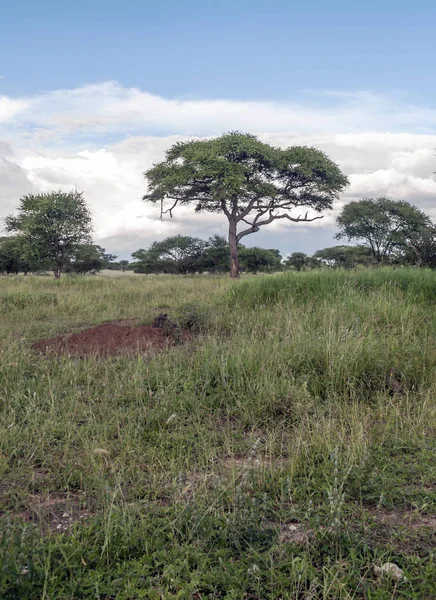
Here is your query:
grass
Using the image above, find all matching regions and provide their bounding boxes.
[0,268,435,599]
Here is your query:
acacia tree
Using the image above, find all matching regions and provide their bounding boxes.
[238,247,282,273]
[284,252,309,272]
[313,245,373,268]
[66,244,117,274]
[199,235,230,273]
[402,226,436,268]
[336,198,432,264]
[149,235,206,273]
[143,132,348,277]
[5,190,92,278]
[132,235,206,274]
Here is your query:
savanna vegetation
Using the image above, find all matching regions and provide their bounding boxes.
[3,191,435,277]
[0,269,435,598]
[1,130,435,598]
[143,132,349,277]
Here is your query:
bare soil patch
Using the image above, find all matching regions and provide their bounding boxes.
[278,522,311,545]
[276,509,436,550]
[358,508,436,555]
[371,508,436,530]
[34,321,189,357]
[7,492,90,535]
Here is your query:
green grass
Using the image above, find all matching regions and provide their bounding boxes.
[0,269,435,599]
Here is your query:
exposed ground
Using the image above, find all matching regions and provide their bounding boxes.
[34,320,189,357]
[0,269,435,599]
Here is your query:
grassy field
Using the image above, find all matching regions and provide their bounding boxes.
[0,269,435,599]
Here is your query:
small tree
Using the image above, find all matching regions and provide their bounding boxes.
[149,235,206,274]
[314,245,373,268]
[132,235,206,274]
[143,132,348,277]
[336,198,432,264]
[67,244,116,274]
[402,226,436,268]
[239,246,282,273]
[200,235,230,273]
[284,252,308,272]
[0,236,37,275]
[131,248,163,274]
[119,260,130,272]
[106,259,130,272]
[5,190,93,278]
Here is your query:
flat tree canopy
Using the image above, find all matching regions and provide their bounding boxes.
[336,198,433,264]
[143,132,348,277]
[132,235,207,274]
[314,245,374,268]
[148,235,207,274]
[66,244,116,274]
[5,190,92,278]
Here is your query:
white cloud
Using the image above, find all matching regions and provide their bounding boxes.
[0,96,27,122]
[3,82,436,145]
[0,82,436,256]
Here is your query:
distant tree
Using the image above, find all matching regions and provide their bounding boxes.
[402,226,436,268]
[131,248,169,274]
[336,198,432,264]
[143,132,348,277]
[200,235,230,273]
[5,190,93,278]
[307,256,322,269]
[132,235,206,274]
[0,237,25,274]
[284,252,309,272]
[118,260,130,272]
[148,235,206,274]
[0,236,43,275]
[106,259,131,272]
[239,247,282,273]
[67,244,117,274]
[314,245,374,268]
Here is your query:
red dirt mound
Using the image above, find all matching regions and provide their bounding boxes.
[34,322,187,357]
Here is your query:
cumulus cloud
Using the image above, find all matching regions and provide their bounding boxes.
[0,82,435,256]
[0,96,27,122]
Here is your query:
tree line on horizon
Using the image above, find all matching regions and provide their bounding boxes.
[2,219,435,276]
[1,133,436,277]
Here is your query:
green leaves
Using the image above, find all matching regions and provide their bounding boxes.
[314,245,374,268]
[143,132,348,222]
[5,190,93,277]
[132,235,207,274]
[336,198,434,264]
[143,132,348,276]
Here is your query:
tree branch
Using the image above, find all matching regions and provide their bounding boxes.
[220,199,231,218]
[237,195,263,220]
[160,199,179,220]
[237,212,323,241]
[238,206,270,229]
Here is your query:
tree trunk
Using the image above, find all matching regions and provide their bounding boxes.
[228,220,240,278]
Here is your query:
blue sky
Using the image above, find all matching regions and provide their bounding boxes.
[1,0,436,258]
[2,0,435,99]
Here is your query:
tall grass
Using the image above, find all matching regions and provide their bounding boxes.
[230,267,436,308]
[0,269,435,598]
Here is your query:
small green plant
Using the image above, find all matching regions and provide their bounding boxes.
[0,269,435,598]
[177,303,207,333]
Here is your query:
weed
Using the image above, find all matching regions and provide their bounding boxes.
[0,269,435,598]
